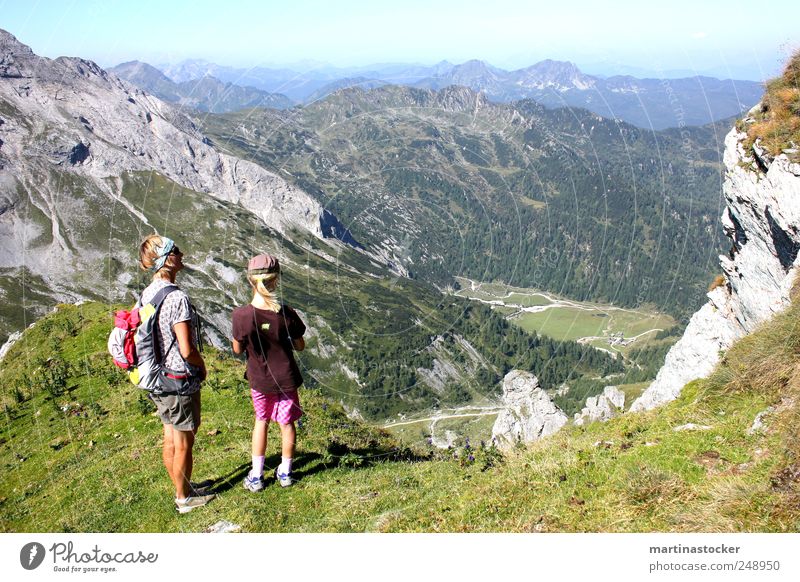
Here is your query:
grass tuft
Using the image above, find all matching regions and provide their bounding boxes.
[745,50,800,162]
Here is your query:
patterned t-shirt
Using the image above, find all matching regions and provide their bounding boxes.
[139,279,197,375]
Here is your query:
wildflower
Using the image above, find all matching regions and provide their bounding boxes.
[468,454,475,462]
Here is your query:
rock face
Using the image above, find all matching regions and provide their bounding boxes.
[631,123,800,412]
[573,386,625,426]
[0,28,352,252]
[491,370,567,448]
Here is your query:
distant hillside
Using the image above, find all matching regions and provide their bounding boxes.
[111,60,294,112]
[305,77,388,104]
[157,59,456,102]
[202,84,733,320]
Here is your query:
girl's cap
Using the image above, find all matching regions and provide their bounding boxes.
[247,254,280,274]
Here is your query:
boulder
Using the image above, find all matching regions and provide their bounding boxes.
[573,386,625,426]
[491,370,567,448]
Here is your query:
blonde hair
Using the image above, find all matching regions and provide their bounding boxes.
[139,234,162,271]
[139,234,173,275]
[248,271,280,310]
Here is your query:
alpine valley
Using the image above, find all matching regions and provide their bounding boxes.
[2,25,800,533]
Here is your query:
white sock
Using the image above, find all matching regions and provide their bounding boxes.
[278,457,293,475]
[175,497,188,503]
[250,455,265,478]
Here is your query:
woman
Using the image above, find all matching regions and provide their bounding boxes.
[138,234,215,513]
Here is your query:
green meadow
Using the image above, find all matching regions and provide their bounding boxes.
[454,277,676,353]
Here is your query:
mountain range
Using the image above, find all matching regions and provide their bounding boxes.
[201,84,729,320]
[142,57,764,129]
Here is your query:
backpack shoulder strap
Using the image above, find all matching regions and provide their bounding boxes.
[149,285,179,365]
[149,284,179,308]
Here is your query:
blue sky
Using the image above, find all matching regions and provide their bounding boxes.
[1,0,798,79]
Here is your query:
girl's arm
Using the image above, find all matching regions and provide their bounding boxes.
[174,320,206,380]
[232,338,245,355]
[287,306,306,351]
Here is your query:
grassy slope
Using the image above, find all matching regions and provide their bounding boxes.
[1,298,798,532]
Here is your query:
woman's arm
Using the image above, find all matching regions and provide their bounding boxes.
[174,320,206,380]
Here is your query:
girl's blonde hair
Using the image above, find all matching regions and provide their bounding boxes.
[248,271,280,309]
[248,271,278,295]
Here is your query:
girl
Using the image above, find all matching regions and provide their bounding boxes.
[231,253,306,490]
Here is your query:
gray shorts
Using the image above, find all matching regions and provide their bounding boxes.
[149,390,201,431]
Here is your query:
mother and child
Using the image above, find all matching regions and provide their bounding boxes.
[136,234,306,513]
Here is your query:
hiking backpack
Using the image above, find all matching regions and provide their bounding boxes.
[107,285,179,391]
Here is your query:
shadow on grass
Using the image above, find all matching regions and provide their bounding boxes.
[204,443,430,492]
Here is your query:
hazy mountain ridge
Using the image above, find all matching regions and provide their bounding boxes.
[149,56,763,129]
[110,61,294,112]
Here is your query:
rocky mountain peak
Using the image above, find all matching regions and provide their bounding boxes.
[0,29,33,57]
[514,59,596,91]
[445,60,504,87]
[434,85,489,111]
[0,28,37,78]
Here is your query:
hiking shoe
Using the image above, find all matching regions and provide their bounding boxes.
[275,468,294,488]
[243,474,264,493]
[190,479,214,495]
[175,493,216,514]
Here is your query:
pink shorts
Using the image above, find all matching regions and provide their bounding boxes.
[251,388,303,424]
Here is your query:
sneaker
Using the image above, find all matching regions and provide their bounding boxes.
[175,493,216,514]
[190,480,214,495]
[275,467,294,488]
[243,474,264,493]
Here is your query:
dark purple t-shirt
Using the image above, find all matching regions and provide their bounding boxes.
[231,304,306,394]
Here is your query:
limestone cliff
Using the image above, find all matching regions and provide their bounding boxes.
[631,120,800,411]
[573,386,625,426]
